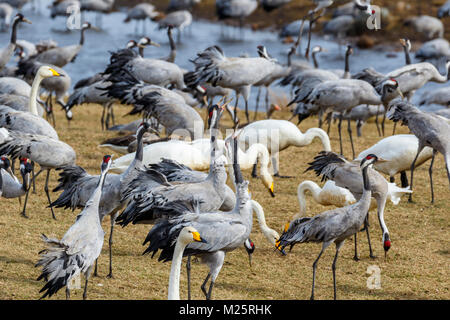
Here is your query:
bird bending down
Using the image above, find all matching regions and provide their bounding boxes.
[276,154,380,300]
[35,155,112,300]
[388,100,450,203]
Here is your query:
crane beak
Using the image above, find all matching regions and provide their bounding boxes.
[268,182,275,197]
[49,68,61,77]
[150,41,160,47]
[23,18,32,24]
[396,88,404,100]
[377,157,388,163]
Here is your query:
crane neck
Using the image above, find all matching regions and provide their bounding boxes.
[167,28,176,62]
[403,46,411,65]
[312,51,319,68]
[10,17,20,45]
[138,46,144,58]
[79,26,88,46]
[292,128,331,151]
[167,238,188,300]
[28,72,44,116]
[344,52,351,79]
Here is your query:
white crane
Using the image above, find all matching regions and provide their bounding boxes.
[36,155,112,300]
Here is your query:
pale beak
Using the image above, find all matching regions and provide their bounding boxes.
[22,18,32,24]
[150,41,160,47]
[377,158,389,163]
[396,88,404,100]
[49,68,61,77]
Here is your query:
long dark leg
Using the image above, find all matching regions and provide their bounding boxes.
[338,114,343,156]
[233,94,240,126]
[429,150,437,203]
[101,104,106,130]
[310,246,326,300]
[31,161,36,193]
[20,169,43,218]
[107,213,118,278]
[244,97,250,124]
[364,213,375,259]
[400,171,409,188]
[201,273,211,299]
[44,170,56,220]
[353,233,359,261]
[356,120,363,137]
[375,106,381,136]
[66,287,70,300]
[381,112,386,136]
[83,278,89,300]
[347,118,355,159]
[254,87,261,122]
[326,112,332,135]
[206,280,215,300]
[94,259,98,277]
[251,159,258,178]
[392,122,397,135]
[186,256,191,300]
[332,242,344,300]
[409,146,423,203]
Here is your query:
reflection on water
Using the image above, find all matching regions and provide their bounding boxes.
[0,0,444,111]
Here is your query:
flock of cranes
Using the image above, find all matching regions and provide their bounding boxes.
[0,0,449,301]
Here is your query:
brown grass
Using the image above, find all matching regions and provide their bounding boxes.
[0,98,449,300]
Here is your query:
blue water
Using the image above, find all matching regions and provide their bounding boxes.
[0,0,446,110]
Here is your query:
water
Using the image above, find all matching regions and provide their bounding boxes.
[0,0,446,111]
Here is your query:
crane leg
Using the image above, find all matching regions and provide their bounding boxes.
[83,267,93,300]
[363,213,376,259]
[251,159,258,178]
[44,170,56,220]
[332,241,344,300]
[375,107,381,137]
[400,171,409,188]
[409,145,424,203]
[310,244,327,300]
[254,87,261,122]
[186,256,192,300]
[338,114,343,156]
[265,87,270,116]
[244,97,250,124]
[353,233,359,261]
[347,118,355,159]
[381,112,386,136]
[326,112,332,135]
[20,169,43,218]
[233,94,240,126]
[392,122,397,135]
[107,213,118,279]
[429,150,437,204]
[31,161,37,194]
[93,259,98,277]
[101,104,106,130]
[356,120,363,137]
[66,287,70,300]
[201,272,211,299]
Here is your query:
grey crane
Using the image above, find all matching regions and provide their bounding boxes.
[438,0,450,18]
[15,59,72,126]
[143,134,253,300]
[404,15,444,39]
[276,154,381,300]
[185,45,284,124]
[168,0,201,12]
[0,14,32,71]
[80,0,114,29]
[160,25,177,63]
[0,156,32,199]
[31,22,94,68]
[419,86,450,106]
[306,151,392,261]
[101,67,202,140]
[123,3,159,34]
[216,0,258,32]
[158,10,192,43]
[388,100,450,203]
[415,38,450,61]
[116,106,229,228]
[36,155,112,300]
[50,122,152,278]
[0,128,76,219]
[103,45,186,90]
[296,78,403,158]
[252,45,290,121]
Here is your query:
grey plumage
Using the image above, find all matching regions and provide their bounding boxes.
[0,14,31,71]
[277,154,379,300]
[388,100,450,203]
[36,156,112,299]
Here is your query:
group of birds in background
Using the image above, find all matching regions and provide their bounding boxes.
[0,0,449,301]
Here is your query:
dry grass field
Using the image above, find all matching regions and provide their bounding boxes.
[0,100,448,300]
